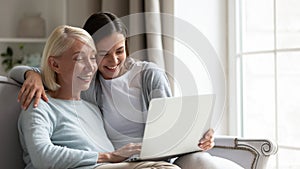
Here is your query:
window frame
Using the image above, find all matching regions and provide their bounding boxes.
[229,0,300,168]
[228,0,242,136]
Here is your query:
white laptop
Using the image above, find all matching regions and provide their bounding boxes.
[128,94,215,161]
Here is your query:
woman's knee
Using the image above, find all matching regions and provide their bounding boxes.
[174,152,217,169]
[139,161,181,169]
[174,152,244,169]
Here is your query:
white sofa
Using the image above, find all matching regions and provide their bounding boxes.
[0,75,277,169]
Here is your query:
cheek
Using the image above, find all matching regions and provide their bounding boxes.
[120,54,127,62]
[97,58,106,68]
[63,64,75,75]
[92,62,98,72]
[71,65,80,76]
[62,69,75,83]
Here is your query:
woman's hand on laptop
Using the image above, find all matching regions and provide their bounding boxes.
[98,143,142,163]
[198,128,215,151]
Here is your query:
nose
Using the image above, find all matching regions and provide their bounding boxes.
[85,58,96,72]
[108,53,119,64]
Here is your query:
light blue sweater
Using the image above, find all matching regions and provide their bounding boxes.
[18,95,115,169]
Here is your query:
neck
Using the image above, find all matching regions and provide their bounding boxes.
[48,87,81,100]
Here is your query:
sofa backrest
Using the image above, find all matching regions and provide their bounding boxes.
[0,76,25,168]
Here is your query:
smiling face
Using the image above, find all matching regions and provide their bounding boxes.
[50,39,97,99]
[95,32,126,79]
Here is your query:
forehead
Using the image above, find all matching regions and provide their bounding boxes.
[59,40,94,61]
[67,39,94,54]
[96,32,125,51]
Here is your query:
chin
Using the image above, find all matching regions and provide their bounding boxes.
[103,75,114,79]
[73,83,91,92]
[82,84,91,91]
[104,72,120,79]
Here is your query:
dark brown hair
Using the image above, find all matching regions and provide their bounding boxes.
[83,12,133,71]
[83,12,128,44]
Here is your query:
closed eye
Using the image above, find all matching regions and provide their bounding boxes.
[116,49,124,55]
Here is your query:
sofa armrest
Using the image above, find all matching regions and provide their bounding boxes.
[208,136,277,169]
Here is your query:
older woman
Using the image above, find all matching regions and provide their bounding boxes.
[18,25,179,169]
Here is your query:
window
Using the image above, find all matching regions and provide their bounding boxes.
[232,0,300,168]
[174,0,228,132]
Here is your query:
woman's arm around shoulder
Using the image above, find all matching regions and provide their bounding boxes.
[8,65,40,83]
[8,65,47,110]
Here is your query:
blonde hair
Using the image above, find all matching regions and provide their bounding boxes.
[41,25,96,91]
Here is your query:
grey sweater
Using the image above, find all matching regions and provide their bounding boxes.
[80,61,172,113]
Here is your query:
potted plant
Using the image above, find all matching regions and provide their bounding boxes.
[1,46,14,72]
[1,46,23,72]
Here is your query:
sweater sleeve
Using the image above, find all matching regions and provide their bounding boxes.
[8,65,41,83]
[142,62,172,109]
[18,104,98,169]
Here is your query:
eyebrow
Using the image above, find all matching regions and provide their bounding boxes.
[72,51,84,56]
[116,46,124,50]
[72,50,89,57]
[98,46,124,54]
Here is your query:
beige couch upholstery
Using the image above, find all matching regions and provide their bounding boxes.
[0,75,277,169]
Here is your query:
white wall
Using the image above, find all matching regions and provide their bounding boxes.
[0,0,100,76]
[174,0,228,134]
[101,0,129,17]
[67,0,100,27]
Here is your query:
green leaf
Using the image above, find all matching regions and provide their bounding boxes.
[19,44,24,50]
[1,54,11,58]
[7,47,13,56]
[5,65,12,72]
[2,59,10,64]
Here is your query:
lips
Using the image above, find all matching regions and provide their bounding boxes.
[77,75,93,81]
[105,64,120,72]
[106,65,118,70]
